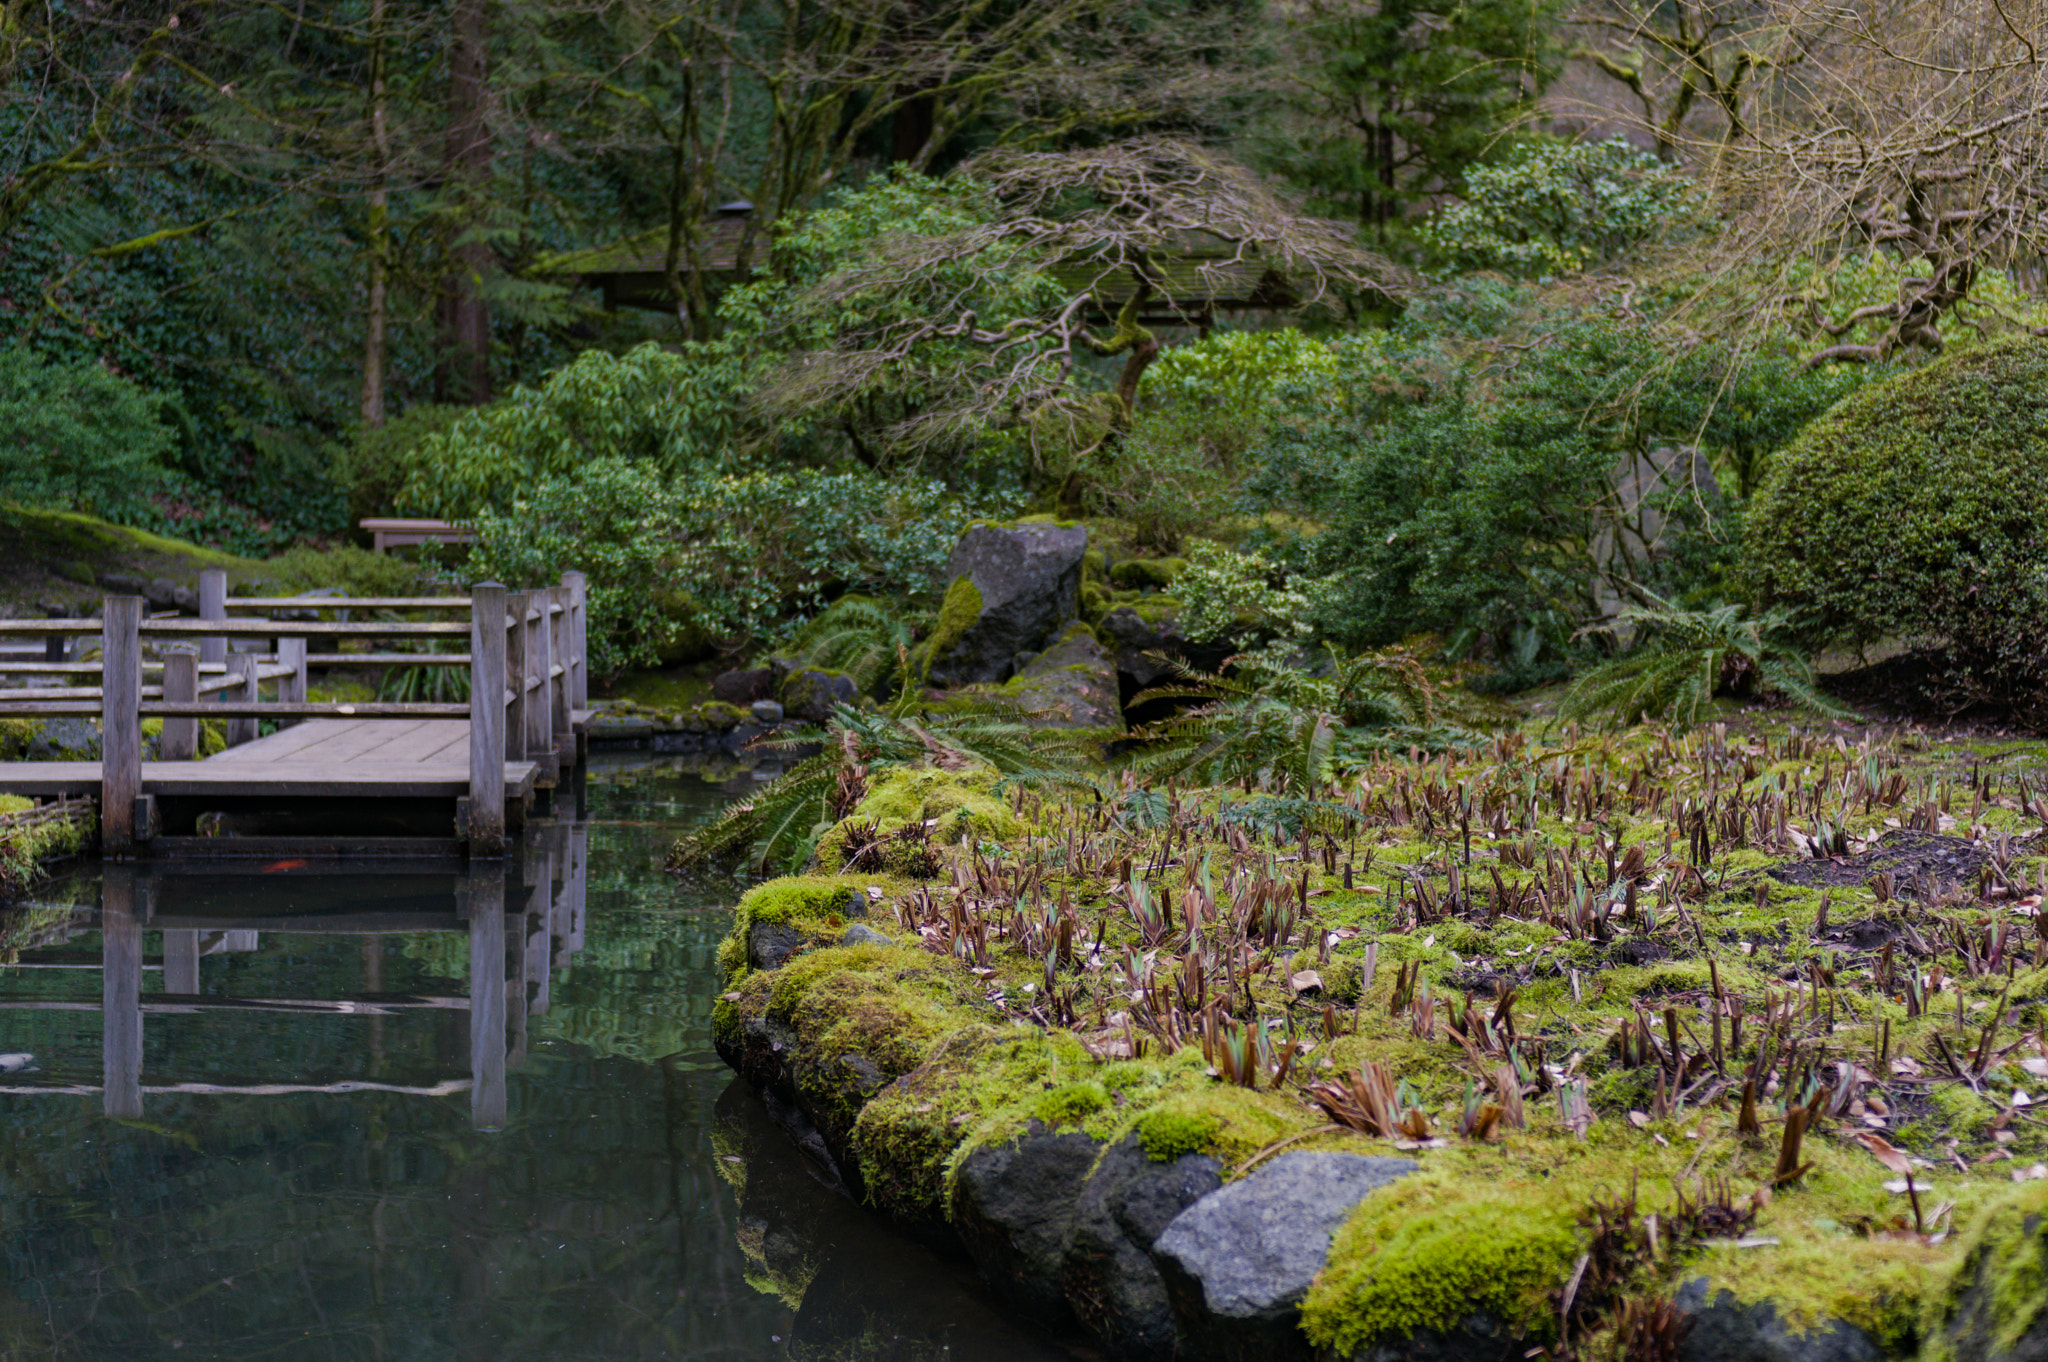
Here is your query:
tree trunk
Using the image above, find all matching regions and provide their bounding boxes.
[436,0,493,405]
[361,0,391,429]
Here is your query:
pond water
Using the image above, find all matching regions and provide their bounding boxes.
[0,755,1071,1362]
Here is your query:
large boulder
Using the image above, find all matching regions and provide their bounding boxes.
[926,523,1089,687]
[1098,600,1230,691]
[1007,623,1123,730]
[712,667,773,705]
[950,1125,1104,1328]
[1151,1152,1418,1362]
[1062,1133,1224,1360]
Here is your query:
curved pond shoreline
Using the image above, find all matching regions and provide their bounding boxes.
[706,727,2048,1362]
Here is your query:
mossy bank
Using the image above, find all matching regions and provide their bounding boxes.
[705,720,2048,1361]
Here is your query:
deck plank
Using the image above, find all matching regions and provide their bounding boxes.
[0,760,536,798]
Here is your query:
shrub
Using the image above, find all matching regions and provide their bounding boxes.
[1288,370,1612,655]
[465,459,971,676]
[1420,136,1706,277]
[1080,426,1229,553]
[400,343,746,518]
[263,544,444,598]
[1135,329,1340,473]
[328,405,469,531]
[1742,335,2048,717]
[0,348,173,518]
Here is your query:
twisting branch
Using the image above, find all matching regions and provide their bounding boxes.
[753,138,1407,462]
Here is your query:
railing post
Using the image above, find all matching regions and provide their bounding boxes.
[161,650,198,760]
[467,583,507,855]
[278,636,306,727]
[528,589,554,774]
[548,587,571,753]
[561,571,588,711]
[100,595,142,856]
[225,652,260,747]
[504,591,529,763]
[198,569,227,670]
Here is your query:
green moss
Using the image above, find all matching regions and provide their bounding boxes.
[718,874,908,988]
[1130,594,1182,626]
[740,876,869,928]
[852,1028,1074,1222]
[610,668,713,712]
[1135,1109,1221,1162]
[0,720,35,762]
[1108,557,1187,590]
[1924,1182,2048,1360]
[694,700,751,729]
[921,576,984,680]
[1304,1186,1580,1352]
[1079,582,1110,626]
[1034,1080,1111,1129]
[816,764,1025,866]
[1933,1084,2000,1142]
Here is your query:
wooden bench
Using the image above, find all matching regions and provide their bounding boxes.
[360,518,476,553]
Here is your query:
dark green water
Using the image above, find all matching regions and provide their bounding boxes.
[0,756,1069,1362]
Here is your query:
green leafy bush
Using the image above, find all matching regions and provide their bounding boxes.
[400,343,746,518]
[1280,366,1612,658]
[1176,543,1331,650]
[329,405,469,531]
[1420,136,1705,277]
[465,459,971,676]
[262,544,444,598]
[1743,335,2048,718]
[0,348,173,517]
[1134,329,1339,473]
[1079,427,1229,554]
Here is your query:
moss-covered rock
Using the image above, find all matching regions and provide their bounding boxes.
[815,764,1025,876]
[925,523,1088,687]
[1109,557,1188,591]
[1924,1181,2048,1361]
[1000,621,1123,731]
[1303,1181,1578,1356]
[780,667,858,724]
[692,700,752,730]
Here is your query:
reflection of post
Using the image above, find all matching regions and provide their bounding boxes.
[163,929,200,995]
[566,821,588,958]
[102,868,144,1119]
[467,860,507,1130]
[530,823,563,1016]
[506,859,530,1070]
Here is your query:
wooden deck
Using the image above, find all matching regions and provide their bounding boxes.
[0,574,590,857]
[0,719,546,800]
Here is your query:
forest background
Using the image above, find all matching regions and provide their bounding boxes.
[4,0,2047,727]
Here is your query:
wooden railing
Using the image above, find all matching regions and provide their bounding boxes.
[0,569,588,858]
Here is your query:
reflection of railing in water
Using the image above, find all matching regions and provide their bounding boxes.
[0,814,587,1129]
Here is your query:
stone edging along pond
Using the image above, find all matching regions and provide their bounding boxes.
[708,754,2048,1362]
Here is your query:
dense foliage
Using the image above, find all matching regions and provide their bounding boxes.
[0,349,172,517]
[464,458,973,676]
[1743,336,2048,715]
[1419,137,1704,277]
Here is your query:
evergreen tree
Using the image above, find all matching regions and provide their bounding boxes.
[1267,0,1568,233]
